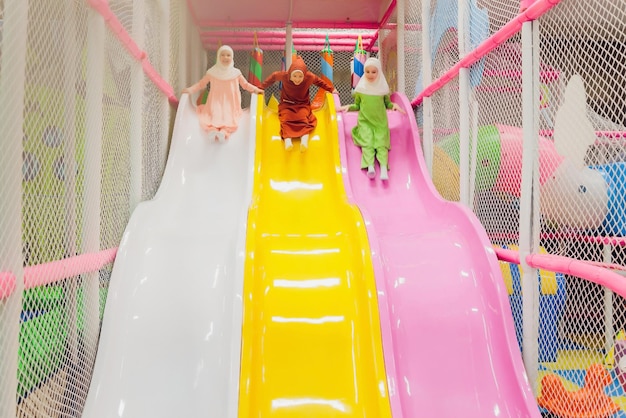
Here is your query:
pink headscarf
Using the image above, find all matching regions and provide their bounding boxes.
[206,45,242,80]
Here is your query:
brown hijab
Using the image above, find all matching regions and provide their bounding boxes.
[288,56,307,77]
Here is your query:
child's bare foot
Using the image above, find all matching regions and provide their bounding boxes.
[367,165,376,179]
[300,135,309,153]
[216,131,226,143]
[380,166,389,180]
[284,138,293,151]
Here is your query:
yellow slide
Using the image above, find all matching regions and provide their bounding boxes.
[238,93,392,417]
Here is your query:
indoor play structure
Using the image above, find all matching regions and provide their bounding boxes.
[84,90,539,417]
[2,0,626,417]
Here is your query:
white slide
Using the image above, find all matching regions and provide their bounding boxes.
[83,94,258,418]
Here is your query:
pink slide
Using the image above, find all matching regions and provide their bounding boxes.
[334,93,541,418]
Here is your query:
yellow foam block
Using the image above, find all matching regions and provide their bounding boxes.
[494,245,514,295]
[432,146,460,201]
[507,244,558,295]
[267,94,279,112]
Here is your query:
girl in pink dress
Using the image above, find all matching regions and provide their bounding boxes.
[182,45,263,142]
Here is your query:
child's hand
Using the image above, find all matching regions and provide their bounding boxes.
[332,88,339,94]
[255,88,264,94]
[339,105,350,112]
[391,103,405,114]
[181,88,191,95]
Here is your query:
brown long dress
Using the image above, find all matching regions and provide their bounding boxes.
[260,57,335,138]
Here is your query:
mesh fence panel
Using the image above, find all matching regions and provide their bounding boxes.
[0,0,199,416]
[429,25,461,201]
[0,0,27,415]
[109,0,133,33]
[470,40,524,242]
[420,0,626,412]
[539,0,626,254]
[532,1,626,411]
[17,1,94,415]
[143,4,169,199]
[403,3,422,103]
[168,1,181,96]
[477,0,519,33]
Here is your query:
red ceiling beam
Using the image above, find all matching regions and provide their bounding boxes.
[202,40,378,52]
[197,20,380,30]
[200,31,376,40]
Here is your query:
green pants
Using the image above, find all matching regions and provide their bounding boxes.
[360,145,389,169]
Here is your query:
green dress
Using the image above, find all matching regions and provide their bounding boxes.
[348,93,394,168]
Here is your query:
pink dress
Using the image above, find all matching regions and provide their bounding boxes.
[187,72,258,138]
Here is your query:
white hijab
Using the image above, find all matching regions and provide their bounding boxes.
[354,57,390,96]
[206,45,242,80]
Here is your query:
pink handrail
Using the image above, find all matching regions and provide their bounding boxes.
[24,248,118,290]
[0,248,118,300]
[494,247,626,299]
[87,0,179,107]
[411,0,562,107]
[364,0,397,51]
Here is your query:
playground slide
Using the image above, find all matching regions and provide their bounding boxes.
[83,94,258,418]
[335,93,541,417]
[237,93,392,417]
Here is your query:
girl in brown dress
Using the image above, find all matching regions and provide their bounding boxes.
[261,56,337,152]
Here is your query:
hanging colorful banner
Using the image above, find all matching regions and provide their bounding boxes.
[248,32,263,87]
[312,34,334,109]
[351,35,367,93]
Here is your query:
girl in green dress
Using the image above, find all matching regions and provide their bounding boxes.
[339,57,403,180]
